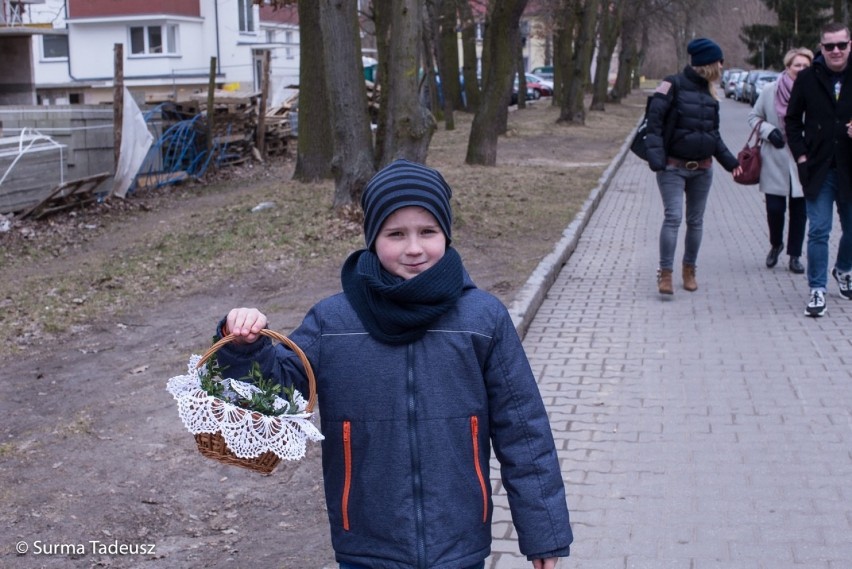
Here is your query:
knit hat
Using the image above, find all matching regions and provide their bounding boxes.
[687,38,724,66]
[361,159,453,250]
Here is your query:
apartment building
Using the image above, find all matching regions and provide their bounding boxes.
[0,0,300,106]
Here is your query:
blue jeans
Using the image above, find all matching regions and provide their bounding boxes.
[340,563,485,569]
[656,165,714,269]
[805,169,852,290]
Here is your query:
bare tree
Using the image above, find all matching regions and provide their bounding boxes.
[652,0,715,70]
[611,0,655,101]
[466,0,529,166]
[371,0,391,169]
[590,0,623,110]
[318,0,376,209]
[373,0,437,167]
[553,0,578,109]
[293,0,333,182]
[459,0,483,112]
[435,0,461,127]
[559,0,600,125]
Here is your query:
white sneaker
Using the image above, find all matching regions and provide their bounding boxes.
[832,268,852,300]
[805,289,826,317]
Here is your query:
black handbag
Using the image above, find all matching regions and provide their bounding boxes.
[629,98,652,161]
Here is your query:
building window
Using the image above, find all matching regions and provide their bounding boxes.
[238,0,255,33]
[42,35,69,59]
[129,24,178,55]
[285,31,294,59]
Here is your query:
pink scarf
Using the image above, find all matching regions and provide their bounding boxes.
[775,71,795,134]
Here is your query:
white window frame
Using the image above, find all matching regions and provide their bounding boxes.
[238,0,256,34]
[128,23,179,57]
[41,34,69,61]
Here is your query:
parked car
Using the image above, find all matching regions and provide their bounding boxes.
[748,71,780,105]
[530,65,554,81]
[511,79,536,104]
[524,73,553,97]
[721,67,744,88]
[734,72,749,102]
[741,69,771,105]
[723,70,745,99]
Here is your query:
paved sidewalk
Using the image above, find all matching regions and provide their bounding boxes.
[489,98,852,568]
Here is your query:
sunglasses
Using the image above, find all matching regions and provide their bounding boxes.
[822,41,850,52]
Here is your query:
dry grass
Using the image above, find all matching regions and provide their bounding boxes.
[0,94,644,357]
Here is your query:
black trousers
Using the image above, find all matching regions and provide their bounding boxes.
[766,193,807,257]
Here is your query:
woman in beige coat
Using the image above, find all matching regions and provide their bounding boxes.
[748,47,813,274]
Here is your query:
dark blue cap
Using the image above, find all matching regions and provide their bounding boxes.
[361,159,453,250]
[688,38,724,66]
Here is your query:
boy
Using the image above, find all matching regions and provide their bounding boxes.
[216,159,573,568]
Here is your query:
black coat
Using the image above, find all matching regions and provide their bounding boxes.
[646,66,739,172]
[785,58,852,201]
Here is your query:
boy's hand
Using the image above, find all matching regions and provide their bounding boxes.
[226,308,268,344]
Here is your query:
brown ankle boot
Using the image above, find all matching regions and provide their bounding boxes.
[657,268,674,295]
[683,264,698,292]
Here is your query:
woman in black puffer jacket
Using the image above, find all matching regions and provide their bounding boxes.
[645,38,742,296]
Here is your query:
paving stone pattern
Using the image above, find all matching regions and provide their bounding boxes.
[487,97,852,569]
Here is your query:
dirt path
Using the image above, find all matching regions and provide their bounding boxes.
[1,97,643,569]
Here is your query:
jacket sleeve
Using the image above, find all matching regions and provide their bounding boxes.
[645,78,677,172]
[785,75,807,161]
[485,308,573,559]
[213,315,314,398]
[712,131,740,171]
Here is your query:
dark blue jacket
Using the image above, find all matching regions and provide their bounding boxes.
[646,66,739,172]
[215,274,573,568]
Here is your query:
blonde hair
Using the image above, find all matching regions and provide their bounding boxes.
[784,47,814,68]
[691,61,723,100]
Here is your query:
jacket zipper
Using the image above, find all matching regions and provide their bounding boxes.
[470,416,488,523]
[342,420,351,531]
[406,344,427,569]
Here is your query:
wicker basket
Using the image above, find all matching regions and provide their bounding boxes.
[187,329,318,475]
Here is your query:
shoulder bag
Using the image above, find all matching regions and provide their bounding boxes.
[733,120,763,185]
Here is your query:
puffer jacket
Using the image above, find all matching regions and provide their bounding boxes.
[214,273,573,569]
[646,66,739,172]
[784,56,852,201]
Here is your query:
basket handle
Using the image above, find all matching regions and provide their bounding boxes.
[196,329,317,413]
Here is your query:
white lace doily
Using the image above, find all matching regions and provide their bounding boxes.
[167,354,324,461]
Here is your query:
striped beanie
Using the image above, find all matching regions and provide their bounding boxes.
[361,159,453,250]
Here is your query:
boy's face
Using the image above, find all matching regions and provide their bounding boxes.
[374,206,447,280]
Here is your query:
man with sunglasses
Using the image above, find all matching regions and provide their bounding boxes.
[786,22,852,317]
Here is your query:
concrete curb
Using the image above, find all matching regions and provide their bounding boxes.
[509,120,640,339]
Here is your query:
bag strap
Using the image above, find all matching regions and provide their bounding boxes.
[747,119,764,147]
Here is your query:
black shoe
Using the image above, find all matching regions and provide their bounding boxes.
[766,245,783,268]
[788,256,805,274]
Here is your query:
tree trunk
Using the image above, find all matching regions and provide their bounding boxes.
[516,39,527,110]
[376,0,437,167]
[435,0,459,128]
[318,0,376,208]
[458,0,481,113]
[466,0,528,166]
[293,0,333,182]
[553,0,577,109]
[422,17,442,124]
[612,0,646,103]
[590,0,622,111]
[559,0,599,125]
[373,0,392,169]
